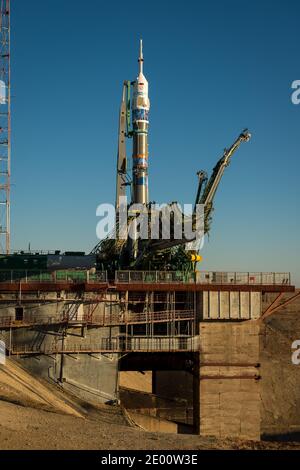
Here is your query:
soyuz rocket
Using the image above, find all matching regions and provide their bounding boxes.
[131,40,150,205]
[112,40,251,266]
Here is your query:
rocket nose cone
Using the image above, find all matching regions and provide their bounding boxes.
[137,71,147,83]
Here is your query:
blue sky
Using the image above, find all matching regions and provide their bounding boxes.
[12,0,300,285]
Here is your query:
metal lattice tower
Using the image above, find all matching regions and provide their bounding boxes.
[0,0,10,254]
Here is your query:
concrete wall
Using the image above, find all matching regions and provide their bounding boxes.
[2,350,118,404]
[260,300,300,439]
[7,324,119,404]
[9,324,119,404]
[0,291,120,323]
[201,291,261,320]
[120,386,193,425]
[119,371,152,393]
[0,297,120,405]
[194,322,261,441]
[59,353,118,403]
[126,409,191,434]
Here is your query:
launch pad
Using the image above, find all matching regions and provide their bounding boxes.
[0,35,298,442]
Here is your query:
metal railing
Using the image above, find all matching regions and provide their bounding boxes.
[115,270,291,285]
[0,309,195,329]
[0,269,290,286]
[116,271,195,283]
[0,270,107,283]
[10,335,199,355]
[12,250,60,255]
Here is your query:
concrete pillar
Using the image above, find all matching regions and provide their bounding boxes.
[194,321,261,440]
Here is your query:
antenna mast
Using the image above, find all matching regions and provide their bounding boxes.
[0,0,10,254]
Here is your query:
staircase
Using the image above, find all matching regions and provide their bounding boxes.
[61,300,81,322]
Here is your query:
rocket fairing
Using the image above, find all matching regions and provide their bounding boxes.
[132,39,150,205]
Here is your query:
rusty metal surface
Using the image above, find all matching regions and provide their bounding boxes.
[114,282,295,293]
[0,280,294,294]
[199,363,260,368]
[0,282,109,293]
[200,375,261,380]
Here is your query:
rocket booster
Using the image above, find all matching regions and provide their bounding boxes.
[132,40,150,205]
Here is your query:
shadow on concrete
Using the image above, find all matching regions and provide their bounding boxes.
[262,432,300,442]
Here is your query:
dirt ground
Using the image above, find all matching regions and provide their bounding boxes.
[1,396,300,450]
[0,360,299,451]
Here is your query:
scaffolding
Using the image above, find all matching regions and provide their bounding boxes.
[0,289,198,355]
[0,275,296,356]
[0,0,10,254]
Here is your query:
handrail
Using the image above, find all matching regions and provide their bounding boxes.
[0,269,291,286]
[0,309,195,329]
[10,335,199,354]
[0,270,108,283]
[115,270,291,286]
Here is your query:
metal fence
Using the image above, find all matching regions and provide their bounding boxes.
[116,271,195,283]
[196,271,291,285]
[0,309,195,329]
[0,269,291,285]
[0,270,107,283]
[116,270,291,285]
[10,335,200,355]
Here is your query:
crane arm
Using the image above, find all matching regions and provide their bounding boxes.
[200,129,251,207]
[193,170,208,213]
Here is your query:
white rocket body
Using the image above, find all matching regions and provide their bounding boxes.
[132,40,150,205]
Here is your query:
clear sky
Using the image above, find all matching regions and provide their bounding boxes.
[11,0,300,285]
